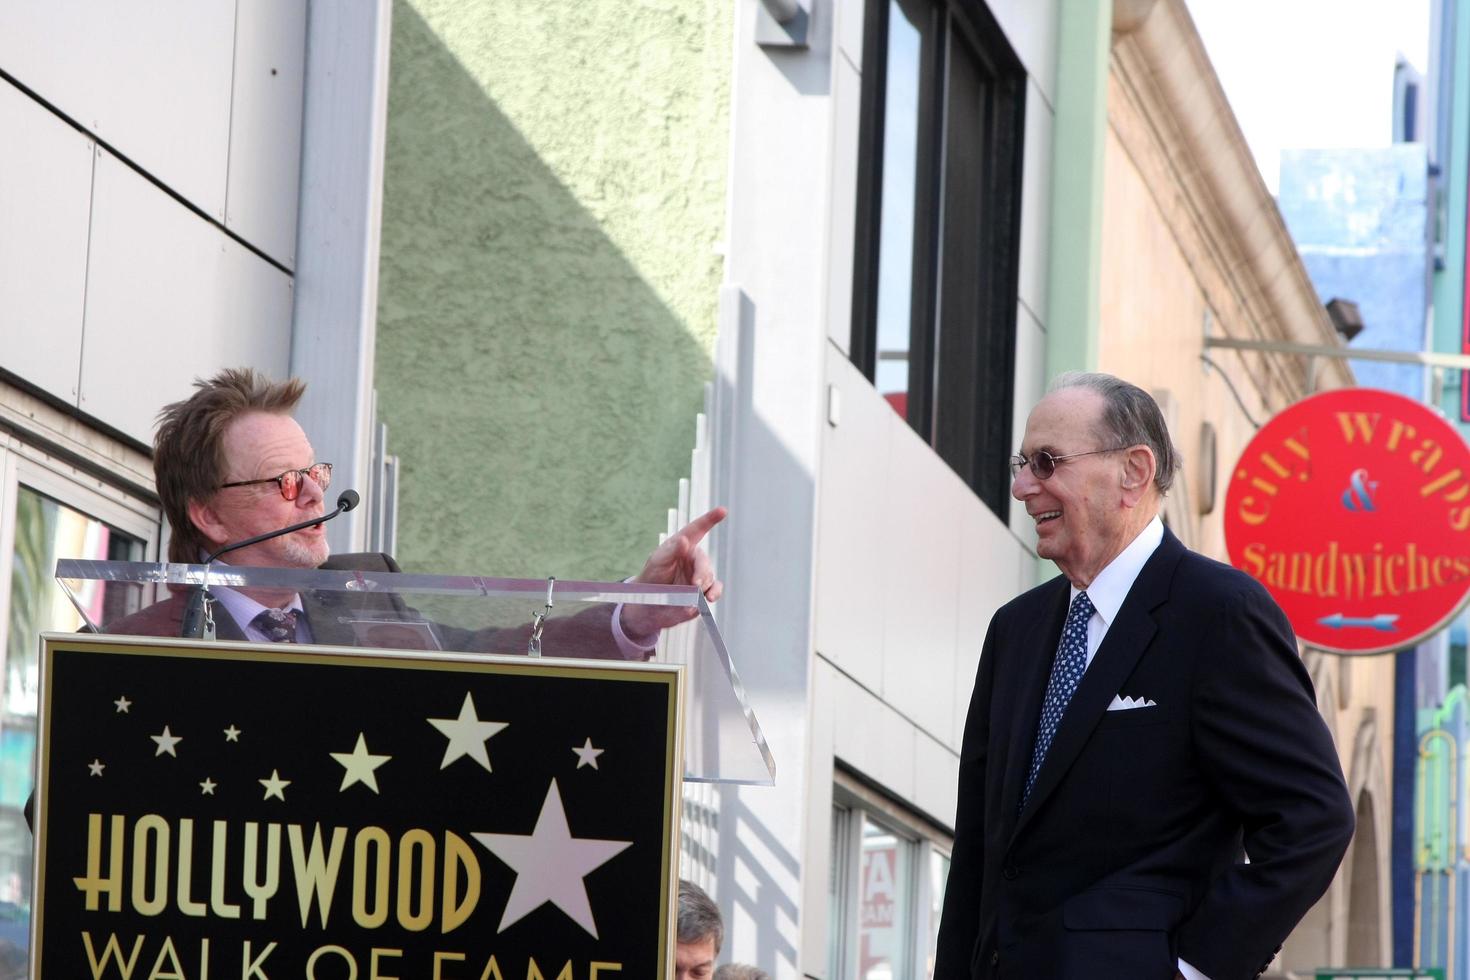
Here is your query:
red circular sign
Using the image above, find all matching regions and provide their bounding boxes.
[1223,388,1470,654]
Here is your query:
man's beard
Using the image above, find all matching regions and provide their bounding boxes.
[281,532,330,568]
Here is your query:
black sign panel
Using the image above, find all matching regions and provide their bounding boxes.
[34,635,682,979]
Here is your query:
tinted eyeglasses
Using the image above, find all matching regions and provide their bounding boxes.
[1009,448,1128,481]
[219,463,333,501]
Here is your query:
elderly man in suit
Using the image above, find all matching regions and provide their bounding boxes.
[933,373,1354,980]
[108,367,722,651]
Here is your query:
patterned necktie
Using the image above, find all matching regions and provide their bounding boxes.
[250,607,300,643]
[1024,591,1095,804]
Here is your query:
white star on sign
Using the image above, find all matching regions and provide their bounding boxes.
[113,696,131,713]
[473,778,632,938]
[428,693,508,771]
[572,738,604,770]
[330,733,391,793]
[223,725,241,742]
[87,759,105,777]
[151,726,182,757]
[259,769,291,801]
[200,778,217,795]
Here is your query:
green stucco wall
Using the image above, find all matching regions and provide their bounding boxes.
[376,0,730,577]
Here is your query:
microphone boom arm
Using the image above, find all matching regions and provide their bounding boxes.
[181,490,360,638]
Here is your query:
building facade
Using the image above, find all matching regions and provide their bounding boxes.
[0,0,1396,975]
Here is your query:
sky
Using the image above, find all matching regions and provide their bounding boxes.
[1185,0,1432,193]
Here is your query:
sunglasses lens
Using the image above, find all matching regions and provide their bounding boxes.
[280,470,301,501]
[310,463,331,491]
[1034,453,1056,480]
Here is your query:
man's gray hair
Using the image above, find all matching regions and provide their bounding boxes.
[678,879,723,953]
[1049,372,1181,495]
[714,966,771,980]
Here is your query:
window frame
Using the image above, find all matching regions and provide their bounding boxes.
[0,433,160,936]
[849,0,1028,519]
[829,771,954,980]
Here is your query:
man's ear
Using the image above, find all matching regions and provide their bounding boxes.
[1120,445,1157,504]
[186,497,230,550]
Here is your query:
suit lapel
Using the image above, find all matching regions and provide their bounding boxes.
[1011,531,1186,838]
[997,579,1071,824]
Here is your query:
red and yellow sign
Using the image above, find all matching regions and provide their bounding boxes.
[1224,388,1470,655]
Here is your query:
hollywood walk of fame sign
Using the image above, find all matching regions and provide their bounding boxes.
[31,633,683,979]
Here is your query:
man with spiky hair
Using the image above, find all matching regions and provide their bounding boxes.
[111,366,724,650]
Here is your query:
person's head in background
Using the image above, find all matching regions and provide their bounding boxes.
[676,879,723,980]
[713,964,770,980]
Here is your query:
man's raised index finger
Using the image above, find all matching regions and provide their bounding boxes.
[679,506,728,545]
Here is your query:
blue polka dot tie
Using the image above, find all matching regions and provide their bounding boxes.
[250,607,300,643]
[1024,591,1094,805]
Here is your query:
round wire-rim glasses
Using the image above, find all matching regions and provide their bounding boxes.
[218,462,333,501]
[1008,447,1129,481]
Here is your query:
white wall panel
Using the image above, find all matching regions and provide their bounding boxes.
[802,659,840,972]
[815,351,892,693]
[78,152,291,443]
[880,417,964,744]
[1017,77,1054,328]
[825,55,862,354]
[227,0,307,268]
[835,0,864,70]
[1009,302,1046,542]
[832,670,916,801]
[0,0,235,221]
[0,79,93,403]
[986,0,1059,108]
[913,729,959,827]
[952,494,1031,753]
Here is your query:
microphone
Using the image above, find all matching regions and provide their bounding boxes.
[204,489,359,563]
[181,490,361,637]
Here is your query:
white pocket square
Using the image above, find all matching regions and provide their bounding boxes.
[1107,694,1157,711]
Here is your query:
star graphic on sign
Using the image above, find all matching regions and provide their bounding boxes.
[259,770,290,801]
[87,759,105,777]
[427,692,508,772]
[472,778,632,938]
[113,696,131,713]
[330,733,391,793]
[151,726,182,757]
[572,738,604,770]
[223,725,241,742]
[200,778,217,795]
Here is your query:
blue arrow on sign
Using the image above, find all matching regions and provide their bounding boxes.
[1317,613,1400,631]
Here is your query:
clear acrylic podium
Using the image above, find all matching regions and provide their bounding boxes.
[53,559,775,786]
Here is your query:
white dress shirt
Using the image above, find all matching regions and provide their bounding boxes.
[1063,515,1209,980]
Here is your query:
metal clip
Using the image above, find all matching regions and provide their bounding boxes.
[527,577,556,658]
[202,593,217,642]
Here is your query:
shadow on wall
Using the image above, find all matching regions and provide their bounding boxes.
[381,7,817,973]
[376,0,716,578]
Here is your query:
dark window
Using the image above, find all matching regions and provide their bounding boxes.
[850,0,1026,520]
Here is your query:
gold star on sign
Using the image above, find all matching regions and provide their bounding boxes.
[200,778,217,795]
[427,693,508,772]
[572,738,604,770]
[151,726,182,757]
[259,769,290,801]
[113,696,131,713]
[87,759,105,777]
[330,733,392,793]
[223,725,241,742]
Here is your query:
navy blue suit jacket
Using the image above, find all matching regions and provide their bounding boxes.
[933,529,1354,979]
